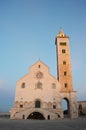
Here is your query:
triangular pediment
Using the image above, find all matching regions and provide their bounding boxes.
[29,60,49,73]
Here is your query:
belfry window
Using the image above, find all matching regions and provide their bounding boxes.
[62,49,66,53]
[64,83,68,88]
[60,42,66,46]
[63,61,66,65]
[64,71,67,76]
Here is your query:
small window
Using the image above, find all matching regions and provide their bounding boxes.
[53,105,56,109]
[52,83,56,89]
[64,83,68,88]
[64,71,67,76]
[21,82,25,88]
[62,49,66,53]
[38,65,40,68]
[63,61,66,65]
[35,100,41,108]
[20,104,23,108]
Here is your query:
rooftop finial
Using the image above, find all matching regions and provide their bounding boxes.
[59,27,64,34]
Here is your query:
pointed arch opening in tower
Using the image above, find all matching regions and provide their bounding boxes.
[62,98,70,118]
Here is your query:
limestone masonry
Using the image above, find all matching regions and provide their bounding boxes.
[10,29,78,119]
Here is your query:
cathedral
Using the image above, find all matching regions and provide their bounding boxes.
[10,29,78,120]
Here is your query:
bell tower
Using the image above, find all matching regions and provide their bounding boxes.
[55,29,73,92]
[55,29,78,118]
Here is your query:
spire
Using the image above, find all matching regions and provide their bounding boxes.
[59,27,64,34]
[57,28,69,38]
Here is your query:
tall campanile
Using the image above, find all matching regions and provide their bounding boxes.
[55,29,73,92]
[55,29,78,118]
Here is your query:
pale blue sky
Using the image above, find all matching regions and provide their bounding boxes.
[0,0,86,112]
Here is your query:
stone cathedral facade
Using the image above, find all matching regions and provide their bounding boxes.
[10,29,78,120]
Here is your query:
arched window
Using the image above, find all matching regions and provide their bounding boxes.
[35,100,41,108]
[36,81,42,89]
[52,83,56,89]
[21,82,25,88]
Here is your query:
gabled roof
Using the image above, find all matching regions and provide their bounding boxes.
[17,60,58,83]
[29,60,49,73]
[31,60,49,68]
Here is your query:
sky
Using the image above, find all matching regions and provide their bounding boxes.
[0,0,86,112]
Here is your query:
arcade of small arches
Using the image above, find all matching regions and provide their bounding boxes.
[14,108,62,120]
[13,98,70,120]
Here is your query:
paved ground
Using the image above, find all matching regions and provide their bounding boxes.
[0,118,86,130]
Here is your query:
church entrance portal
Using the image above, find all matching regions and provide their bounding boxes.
[27,112,45,120]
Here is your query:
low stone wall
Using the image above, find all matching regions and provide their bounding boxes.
[0,112,10,118]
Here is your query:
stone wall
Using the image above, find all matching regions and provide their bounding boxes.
[78,101,86,116]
